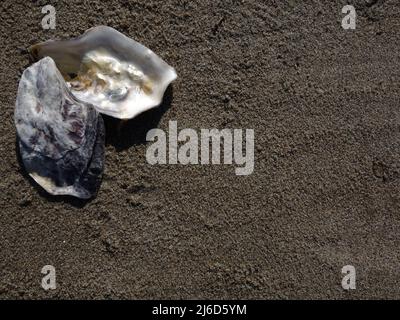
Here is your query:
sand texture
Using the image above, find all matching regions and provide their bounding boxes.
[1,0,400,299]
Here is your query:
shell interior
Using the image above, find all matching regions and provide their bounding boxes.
[30,26,178,119]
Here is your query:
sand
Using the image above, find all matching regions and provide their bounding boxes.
[1,0,400,299]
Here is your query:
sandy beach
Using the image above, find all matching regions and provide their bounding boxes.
[1,0,400,299]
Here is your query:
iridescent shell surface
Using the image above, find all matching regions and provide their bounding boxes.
[30,26,177,119]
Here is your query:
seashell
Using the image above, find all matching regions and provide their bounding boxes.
[29,26,177,119]
[15,57,105,199]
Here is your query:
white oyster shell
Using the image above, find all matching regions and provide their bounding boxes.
[30,26,177,119]
[15,57,105,199]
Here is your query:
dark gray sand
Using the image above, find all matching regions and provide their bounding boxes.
[1,0,400,299]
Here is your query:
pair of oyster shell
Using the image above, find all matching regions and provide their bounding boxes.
[15,26,177,199]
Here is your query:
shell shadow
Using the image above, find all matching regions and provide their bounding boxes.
[14,85,174,207]
[15,138,95,208]
[103,85,173,151]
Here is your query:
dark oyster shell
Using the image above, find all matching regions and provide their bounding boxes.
[15,57,105,199]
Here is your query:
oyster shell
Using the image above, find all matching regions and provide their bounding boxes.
[29,26,177,119]
[15,57,105,199]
